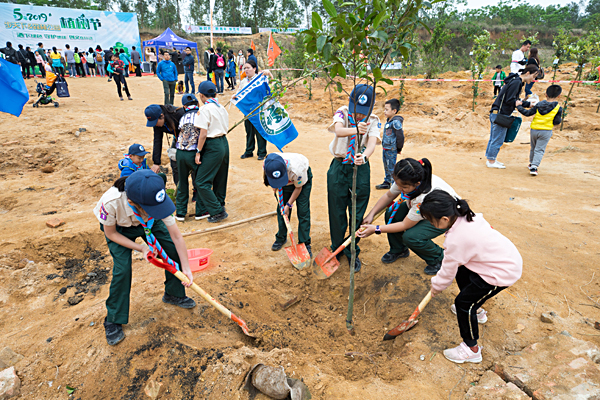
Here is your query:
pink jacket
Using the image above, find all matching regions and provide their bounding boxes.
[431,214,522,292]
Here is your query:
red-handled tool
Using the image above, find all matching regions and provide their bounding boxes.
[383,291,432,340]
[147,253,254,338]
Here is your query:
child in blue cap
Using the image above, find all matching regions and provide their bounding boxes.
[93,170,195,346]
[118,143,150,178]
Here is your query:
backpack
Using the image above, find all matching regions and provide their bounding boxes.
[96,52,103,62]
[216,54,225,68]
[73,53,80,63]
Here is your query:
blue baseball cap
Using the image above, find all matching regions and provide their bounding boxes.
[348,84,375,116]
[263,153,288,188]
[125,170,175,220]
[127,143,149,156]
[198,81,217,97]
[182,93,198,106]
[144,105,163,127]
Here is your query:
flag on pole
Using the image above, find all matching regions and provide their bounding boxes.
[267,32,282,67]
[232,73,298,151]
[0,58,28,117]
[250,39,256,51]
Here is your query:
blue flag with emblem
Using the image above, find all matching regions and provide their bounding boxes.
[231,73,298,151]
[0,58,28,117]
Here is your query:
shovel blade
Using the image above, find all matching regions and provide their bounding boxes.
[382,319,419,341]
[285,243,312,270]
[312,247,340,279]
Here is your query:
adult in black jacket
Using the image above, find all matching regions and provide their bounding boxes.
[16,45,29,78]
[0,42,19,65]
[485,64,538,169]
[105,48,114,81]
[25,47,37,78]
[145,104,186,185]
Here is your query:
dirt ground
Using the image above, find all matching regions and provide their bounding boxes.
[1,65,599,400]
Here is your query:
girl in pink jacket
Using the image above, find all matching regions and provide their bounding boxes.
[420,190,522,364]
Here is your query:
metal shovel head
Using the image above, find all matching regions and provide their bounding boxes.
[382,319,419,341]
[312,247,340,279]
[285,243,311,270]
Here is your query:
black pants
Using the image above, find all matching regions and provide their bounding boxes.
[54,66,65,77]
[76,62,86,77]
[37,63,46,78]
[114,74,130,97]
[134,63,142,76]
[455,266,506,347]
[493,86,501,96]
[21,64,31,78]
[151,61,157,74]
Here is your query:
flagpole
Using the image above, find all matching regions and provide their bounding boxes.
[210,0,215,48]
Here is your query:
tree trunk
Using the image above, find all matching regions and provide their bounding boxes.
[560,68,581,131]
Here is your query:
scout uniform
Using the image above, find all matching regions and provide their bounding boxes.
[265,153,313,247]
[327,86,381,261]
[175,94,203,219]
[194,81,230,221]
[118,144,150,178]
[93,183,187,326]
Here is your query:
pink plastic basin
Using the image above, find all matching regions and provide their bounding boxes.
[188,248,213,272]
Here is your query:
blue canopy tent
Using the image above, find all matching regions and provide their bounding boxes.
[142,28,201,70]
[0,58,28,117]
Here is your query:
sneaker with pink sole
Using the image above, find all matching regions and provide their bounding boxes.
[443,342,482,364]
[451,304,488,324]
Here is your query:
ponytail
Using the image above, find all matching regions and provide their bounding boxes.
[420,189,475,223]
[520,64,538,76]
[393,157,433,199]
[113,176,127,192]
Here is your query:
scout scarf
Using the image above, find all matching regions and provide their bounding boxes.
[128,205,180,271]
[277,188,285,215]
[387,184,420,224]
[205,98,220,107]
[342,114,365,165]
[184,104,199,112]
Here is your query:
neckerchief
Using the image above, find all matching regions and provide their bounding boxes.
[128,205,180,271]
[387,186,419,224]
[277,188,285,214]
[184,104,199,112]
[342,113,364,165]
[205,98,220,107]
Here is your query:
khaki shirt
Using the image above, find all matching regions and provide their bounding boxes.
[93,187,176,227]
[275,152,310,188]
[194,102,229,138]
[390,175,459,222]
[327,106,381,158]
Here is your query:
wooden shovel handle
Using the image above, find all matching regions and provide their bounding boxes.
[182,211,276,237]
[173,270,233,319]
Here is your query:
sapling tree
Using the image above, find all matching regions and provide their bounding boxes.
[551,28,574,81]
[470,30,495,111]
[421,16,455,78]
[302,0,429,334]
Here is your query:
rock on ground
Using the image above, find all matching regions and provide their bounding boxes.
[494,333,600,400]
[465,371,531,399]
[0,349,23,371]
[0,367,21,400]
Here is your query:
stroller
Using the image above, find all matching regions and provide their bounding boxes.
[33,80,59,108]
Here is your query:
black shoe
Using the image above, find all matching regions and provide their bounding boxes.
[305,244,312,258]
[257,155,265,161]
[162,292,196,309]
[347,255,361,273]
[271,239,287,251]
[195,212,209,220]
[424,261,442,275]
[240,153,253,159]
[104,318,125,346]
[381,249,410,264]
[175,214,186,222]
[375,182,391,190]
[207,210,228,223]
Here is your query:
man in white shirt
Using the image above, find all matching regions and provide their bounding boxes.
[510,40,531,75]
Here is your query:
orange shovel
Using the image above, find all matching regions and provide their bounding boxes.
[281,209,311,270]
[383,291,432,340]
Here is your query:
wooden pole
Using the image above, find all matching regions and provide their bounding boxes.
[182,211,276,237]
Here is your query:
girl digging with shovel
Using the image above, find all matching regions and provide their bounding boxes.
[93,170,195,346]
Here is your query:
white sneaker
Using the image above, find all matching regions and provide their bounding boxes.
[451,304,488,324]
[175,215,186,222]
[496,161,504,166]
[486,161,506,169]
[443,342,482,364]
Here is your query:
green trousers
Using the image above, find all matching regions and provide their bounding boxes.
[175,149,201,216]
[194,135,229,216]
[385,201,446,265]
[274,168,312,245]
[243,119,267,158]
[101,221,185,325]
[327,158,370,258]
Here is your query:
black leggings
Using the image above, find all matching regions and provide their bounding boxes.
[454,266,506,347]
[54,66,65,77]
[114,74,130,97]
[493,86,501,96]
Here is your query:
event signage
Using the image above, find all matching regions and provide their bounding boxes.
[184,25,252,35]
[258,28,306,34]
[0,3,140,52]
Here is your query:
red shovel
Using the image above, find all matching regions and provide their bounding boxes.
[146,253,254,338]
[383,291,432,340]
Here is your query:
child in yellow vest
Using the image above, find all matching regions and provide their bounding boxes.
[516,85,563,176]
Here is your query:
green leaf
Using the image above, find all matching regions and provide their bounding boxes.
[336,81,343,93]
[339,2,354,6]
[381,77,393,85]
[323,0,337,17]
[337,63,347,79]
[312,12,323,30]
[329,65,337,78]
[66,385,76,394]
[317,35,327,52]
[323,43,332,61]
[372,67,383,81]
[372,11,388,29]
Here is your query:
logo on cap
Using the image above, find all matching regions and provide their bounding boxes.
[272,171,281,178]
[139,145,144,152]
[358,94,368,105]
[155,189,166,203]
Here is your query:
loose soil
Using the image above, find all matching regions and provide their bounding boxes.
[1,65,599,399]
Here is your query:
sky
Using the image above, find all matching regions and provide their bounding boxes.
[460,0,584,10]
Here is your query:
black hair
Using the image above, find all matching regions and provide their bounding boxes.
[88,47,94,53]
[495,64,502,69]
[529,47,539,63]
[65,44,70,49]
[6,42,11,47]
[209,47,214,52]
[245,59,258,73]
[522,40,532,46]
[393,158,432,199]
[228,53,233,60]
[247,48,254,55]
[119,49,124,53]
[420,189,475,223]
[38,42,43,47]
[546,84,562,98]
[18,44,23,49]
[262,170,270,187]
[216,47,221,53]
[96,45,102,51]
[26,46,30,50]
[132,46,136,50]
[185,46,191,50]
[113,176,127,192]
[385,99,400,113]
[520,64,538,75]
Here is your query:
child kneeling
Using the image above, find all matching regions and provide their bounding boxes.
[421,190,522,364]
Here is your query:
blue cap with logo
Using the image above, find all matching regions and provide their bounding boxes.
[125,170,175,220]
[127,143,149,156]
[263,153,288,188]
[144,104,163,127]
[182,93,198,106]
[198,81,217,97]
[348,84,375,116]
